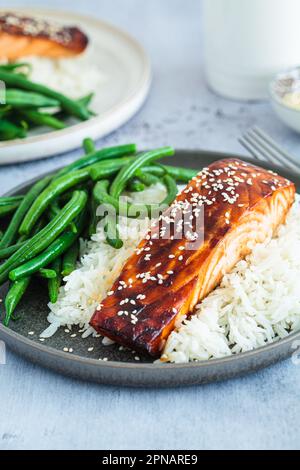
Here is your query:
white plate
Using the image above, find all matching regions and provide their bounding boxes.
[0,8,151,165]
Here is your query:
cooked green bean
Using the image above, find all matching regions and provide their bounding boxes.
[0,243,22,260]
[20,110,66,130]
[19,170,90,236]
[94,175,177,219]
[145,164,198,182]
[20,157,133,236]
[9,232,75,281]
[4,277,31,326]
[3,219,46,258]
[0,119,27,140]
[78,93,94,108]
[0,106,11,118]
[48,200,61,220]
[0,202,21,218]
[88,157,134,182]
[110,147,174,199]
[48,200,77,233]
[0,196,23,206]
[62,240,79,277]
[0,190,87,286]
[134,169,160,186]
[93,179,148,217]
[88,193,98,237]
[90,181,122,247]
[48,257,62,304]
[0,63,32,74]
[0,243,23,260]
[0,175,52,248]
[104,214,123,249]
[81,138,97,236]
[83,137,96,154]
[5,89,60,108]
[9,209,86,282]
[127,178,145,192]
[161,175,178,207]
[57,144,136,177]
[54,93,94,120]
[38,268,57,279]
[0,69,90,120]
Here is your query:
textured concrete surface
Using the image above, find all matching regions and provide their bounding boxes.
[0,0,299,450]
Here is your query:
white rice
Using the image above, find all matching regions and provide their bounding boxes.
[42,185,300,364]
[2,51,106,100]
[163,196,300,363]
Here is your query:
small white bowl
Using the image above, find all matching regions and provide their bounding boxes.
[270,67,300,133]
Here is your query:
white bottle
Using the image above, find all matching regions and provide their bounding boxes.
[203,0,300,100]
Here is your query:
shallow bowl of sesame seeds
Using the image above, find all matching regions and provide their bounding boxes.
[0,149,300,387]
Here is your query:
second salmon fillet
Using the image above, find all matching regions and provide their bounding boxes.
[90,159,295,356]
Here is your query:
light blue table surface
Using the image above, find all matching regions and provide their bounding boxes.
[0,0,300,450]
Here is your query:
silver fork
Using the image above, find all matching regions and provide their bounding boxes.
[239,126,300,175]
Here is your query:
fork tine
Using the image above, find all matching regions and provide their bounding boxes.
[248,127,300,173]
[253,127,298,168]
[244,130,285,166]
[238,136,272,163]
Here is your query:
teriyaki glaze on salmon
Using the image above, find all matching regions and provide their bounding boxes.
[90,159,295,357]
[0,12,88,60]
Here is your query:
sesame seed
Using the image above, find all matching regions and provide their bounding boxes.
[88,347,94,352]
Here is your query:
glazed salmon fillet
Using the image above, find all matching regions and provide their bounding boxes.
[0,13,88,60]
[90,159,295,357]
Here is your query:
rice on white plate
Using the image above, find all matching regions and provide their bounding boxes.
[41,183,300,363]
[24,52,106,100]
[1,49,106,100]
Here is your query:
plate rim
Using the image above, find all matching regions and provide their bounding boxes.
[1,149,300,377]
[0,7,152,163]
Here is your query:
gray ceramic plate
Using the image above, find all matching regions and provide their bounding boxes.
[0,150,299,387]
